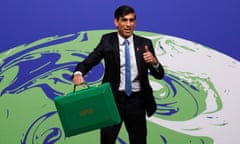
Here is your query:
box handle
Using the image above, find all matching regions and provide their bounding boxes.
[73,82,90,93]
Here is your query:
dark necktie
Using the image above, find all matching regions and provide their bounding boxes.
[124,39,131,96]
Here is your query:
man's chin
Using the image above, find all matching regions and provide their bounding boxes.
[123,32,132,38]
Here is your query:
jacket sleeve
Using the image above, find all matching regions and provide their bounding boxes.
[73,36,105,76]
[147,39,165,79]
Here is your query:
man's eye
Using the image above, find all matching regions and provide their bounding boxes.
[122,18,135,22]
[129,19,135,22]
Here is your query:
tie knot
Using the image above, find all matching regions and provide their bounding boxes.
[124,39,129,45]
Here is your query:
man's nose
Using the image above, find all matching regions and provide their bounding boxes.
[126,20,131,26]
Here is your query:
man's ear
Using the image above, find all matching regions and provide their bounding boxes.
[114,19,118,27]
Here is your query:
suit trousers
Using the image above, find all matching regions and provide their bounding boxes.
[100,91,147,144]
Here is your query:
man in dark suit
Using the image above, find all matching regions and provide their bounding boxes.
[72,5,164,144]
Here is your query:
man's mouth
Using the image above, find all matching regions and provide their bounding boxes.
[124,29,131,33]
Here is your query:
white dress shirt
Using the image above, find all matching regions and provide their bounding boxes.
[118,34,141,92]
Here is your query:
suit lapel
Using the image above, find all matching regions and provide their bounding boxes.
[112,33,121,70]
[133,36,143,75]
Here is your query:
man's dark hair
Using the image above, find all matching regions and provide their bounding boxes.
[114,5,136,20]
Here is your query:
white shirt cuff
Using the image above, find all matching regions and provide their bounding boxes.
[74,71,82,76]
[152,63,159,69]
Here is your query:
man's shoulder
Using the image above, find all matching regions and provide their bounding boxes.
[102,32,118,38]
[99,32,118,43]
[133,34,151,42]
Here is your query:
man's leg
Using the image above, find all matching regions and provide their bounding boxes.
[100,122,122,144]
[124,93,147,144]
[125,115,147,144]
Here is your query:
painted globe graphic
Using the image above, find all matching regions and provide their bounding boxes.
[0,30,239,144]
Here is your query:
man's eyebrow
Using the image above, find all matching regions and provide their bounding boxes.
[122,17,135,21]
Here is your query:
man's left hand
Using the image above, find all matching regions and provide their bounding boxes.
[143,45,158,65]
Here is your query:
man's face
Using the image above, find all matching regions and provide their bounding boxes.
[114,13,136,38]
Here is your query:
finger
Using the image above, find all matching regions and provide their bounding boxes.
[73,75,83,85]
[144,45,149,52]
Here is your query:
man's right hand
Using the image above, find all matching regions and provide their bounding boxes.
[73,74,84,85]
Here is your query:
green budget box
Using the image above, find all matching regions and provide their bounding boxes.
[54,82,121,137]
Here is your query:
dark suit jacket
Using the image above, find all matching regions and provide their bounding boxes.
[74,32,164,117]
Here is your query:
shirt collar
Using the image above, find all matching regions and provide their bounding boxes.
[118,33,133,45]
